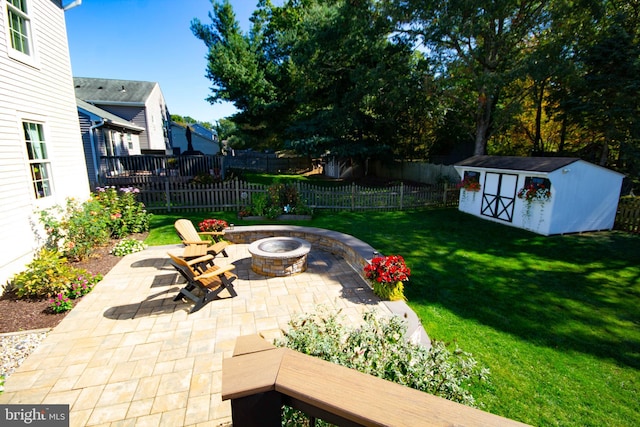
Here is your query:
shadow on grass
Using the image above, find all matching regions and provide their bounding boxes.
[321,208,640,369]
[146,208,640,369]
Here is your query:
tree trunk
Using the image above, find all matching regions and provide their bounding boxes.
[474,90,494,155]
[558,117,567,154]
[533,79,547,155]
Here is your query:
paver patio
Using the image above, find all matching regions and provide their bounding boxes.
[0,242,391,426]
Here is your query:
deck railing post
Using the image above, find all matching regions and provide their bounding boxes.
[230,392,282,427]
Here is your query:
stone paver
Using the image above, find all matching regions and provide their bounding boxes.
[0,242,391,426]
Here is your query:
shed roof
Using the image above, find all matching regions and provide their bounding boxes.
[455,156,580,173]
[74,77,157,105]
[77,98,144,132]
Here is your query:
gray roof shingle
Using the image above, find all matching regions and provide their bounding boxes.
[74,77,156,105]
[455,155,580,173]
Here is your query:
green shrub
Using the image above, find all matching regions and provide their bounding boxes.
[250,193,268,216]
[276,310,489,423]
[243,183,312,218]
[8,249,88,299]
[110,238,147,256]
[93,186,152,238]
[40,198,111,261]
[265,205,282,219]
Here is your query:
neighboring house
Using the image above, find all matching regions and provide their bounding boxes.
[0,0,91,287]
[454,156,624,235]
[191,123,217,142]
[77,98,145,187]
[170,122,220,155]
[74,77,172,155]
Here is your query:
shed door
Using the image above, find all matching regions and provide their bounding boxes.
[481,173,518,222]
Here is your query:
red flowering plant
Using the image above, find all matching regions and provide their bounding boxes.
[517,184,551,202]
[457,177,481,192]
[364,255,411,301]
[198,218,228,232]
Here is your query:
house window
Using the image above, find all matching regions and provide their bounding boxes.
[7,0,32,56]
[126,133,133,150]
[463,171,480,185]
[23,121,52,199]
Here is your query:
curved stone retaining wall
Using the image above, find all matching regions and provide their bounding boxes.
[225,225,430,347]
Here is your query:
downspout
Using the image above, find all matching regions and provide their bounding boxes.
[63,0,82,11]
[89,120,104,186]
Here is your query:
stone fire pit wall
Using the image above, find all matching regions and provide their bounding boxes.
[248,237,312,277]
[225,225,373,283]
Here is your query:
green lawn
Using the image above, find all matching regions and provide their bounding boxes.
[146,208,640,426]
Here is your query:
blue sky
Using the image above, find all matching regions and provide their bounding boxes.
[65,0,269,124]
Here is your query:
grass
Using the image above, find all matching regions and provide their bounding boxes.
[240,172,348,187]
[146,208,640,426]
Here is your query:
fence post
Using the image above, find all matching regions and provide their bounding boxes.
[400,182,404,210]
[443,183,449,205]
[165,179,171,212]
[351,182,356,211]
[235,177,241,211]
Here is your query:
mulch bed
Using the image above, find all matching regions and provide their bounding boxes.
[0,233,147,334]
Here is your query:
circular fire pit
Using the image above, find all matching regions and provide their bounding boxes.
[248,237,311,277]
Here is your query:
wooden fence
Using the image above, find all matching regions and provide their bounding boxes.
[111,177,638,233]
[131,179,459,212]
[614,197,640,233]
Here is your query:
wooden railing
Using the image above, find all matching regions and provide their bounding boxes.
[98,153,311,184]
[222,335,529,427]
[98,155,225,184]
[119,179,459,212]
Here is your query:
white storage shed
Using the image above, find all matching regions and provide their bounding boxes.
[454,156,624,235]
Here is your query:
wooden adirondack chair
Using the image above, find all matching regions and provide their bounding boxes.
[168,252,238,313]
[174,219,230,258]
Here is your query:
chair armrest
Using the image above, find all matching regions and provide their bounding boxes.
[186,254,214,266]
[182,240,209,245]
[197,264,236,279]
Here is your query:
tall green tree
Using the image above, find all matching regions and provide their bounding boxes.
[565,2,640,171]
[191,0,286,149]
[193,0,438,163]
[279,0,434,161]
[393,0,551,155]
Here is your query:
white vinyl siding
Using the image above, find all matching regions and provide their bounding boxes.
[0,0,90,287]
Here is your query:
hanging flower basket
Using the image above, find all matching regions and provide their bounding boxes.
[457,177,481,192]
[364,255,411,301]
[517,184,551,203]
